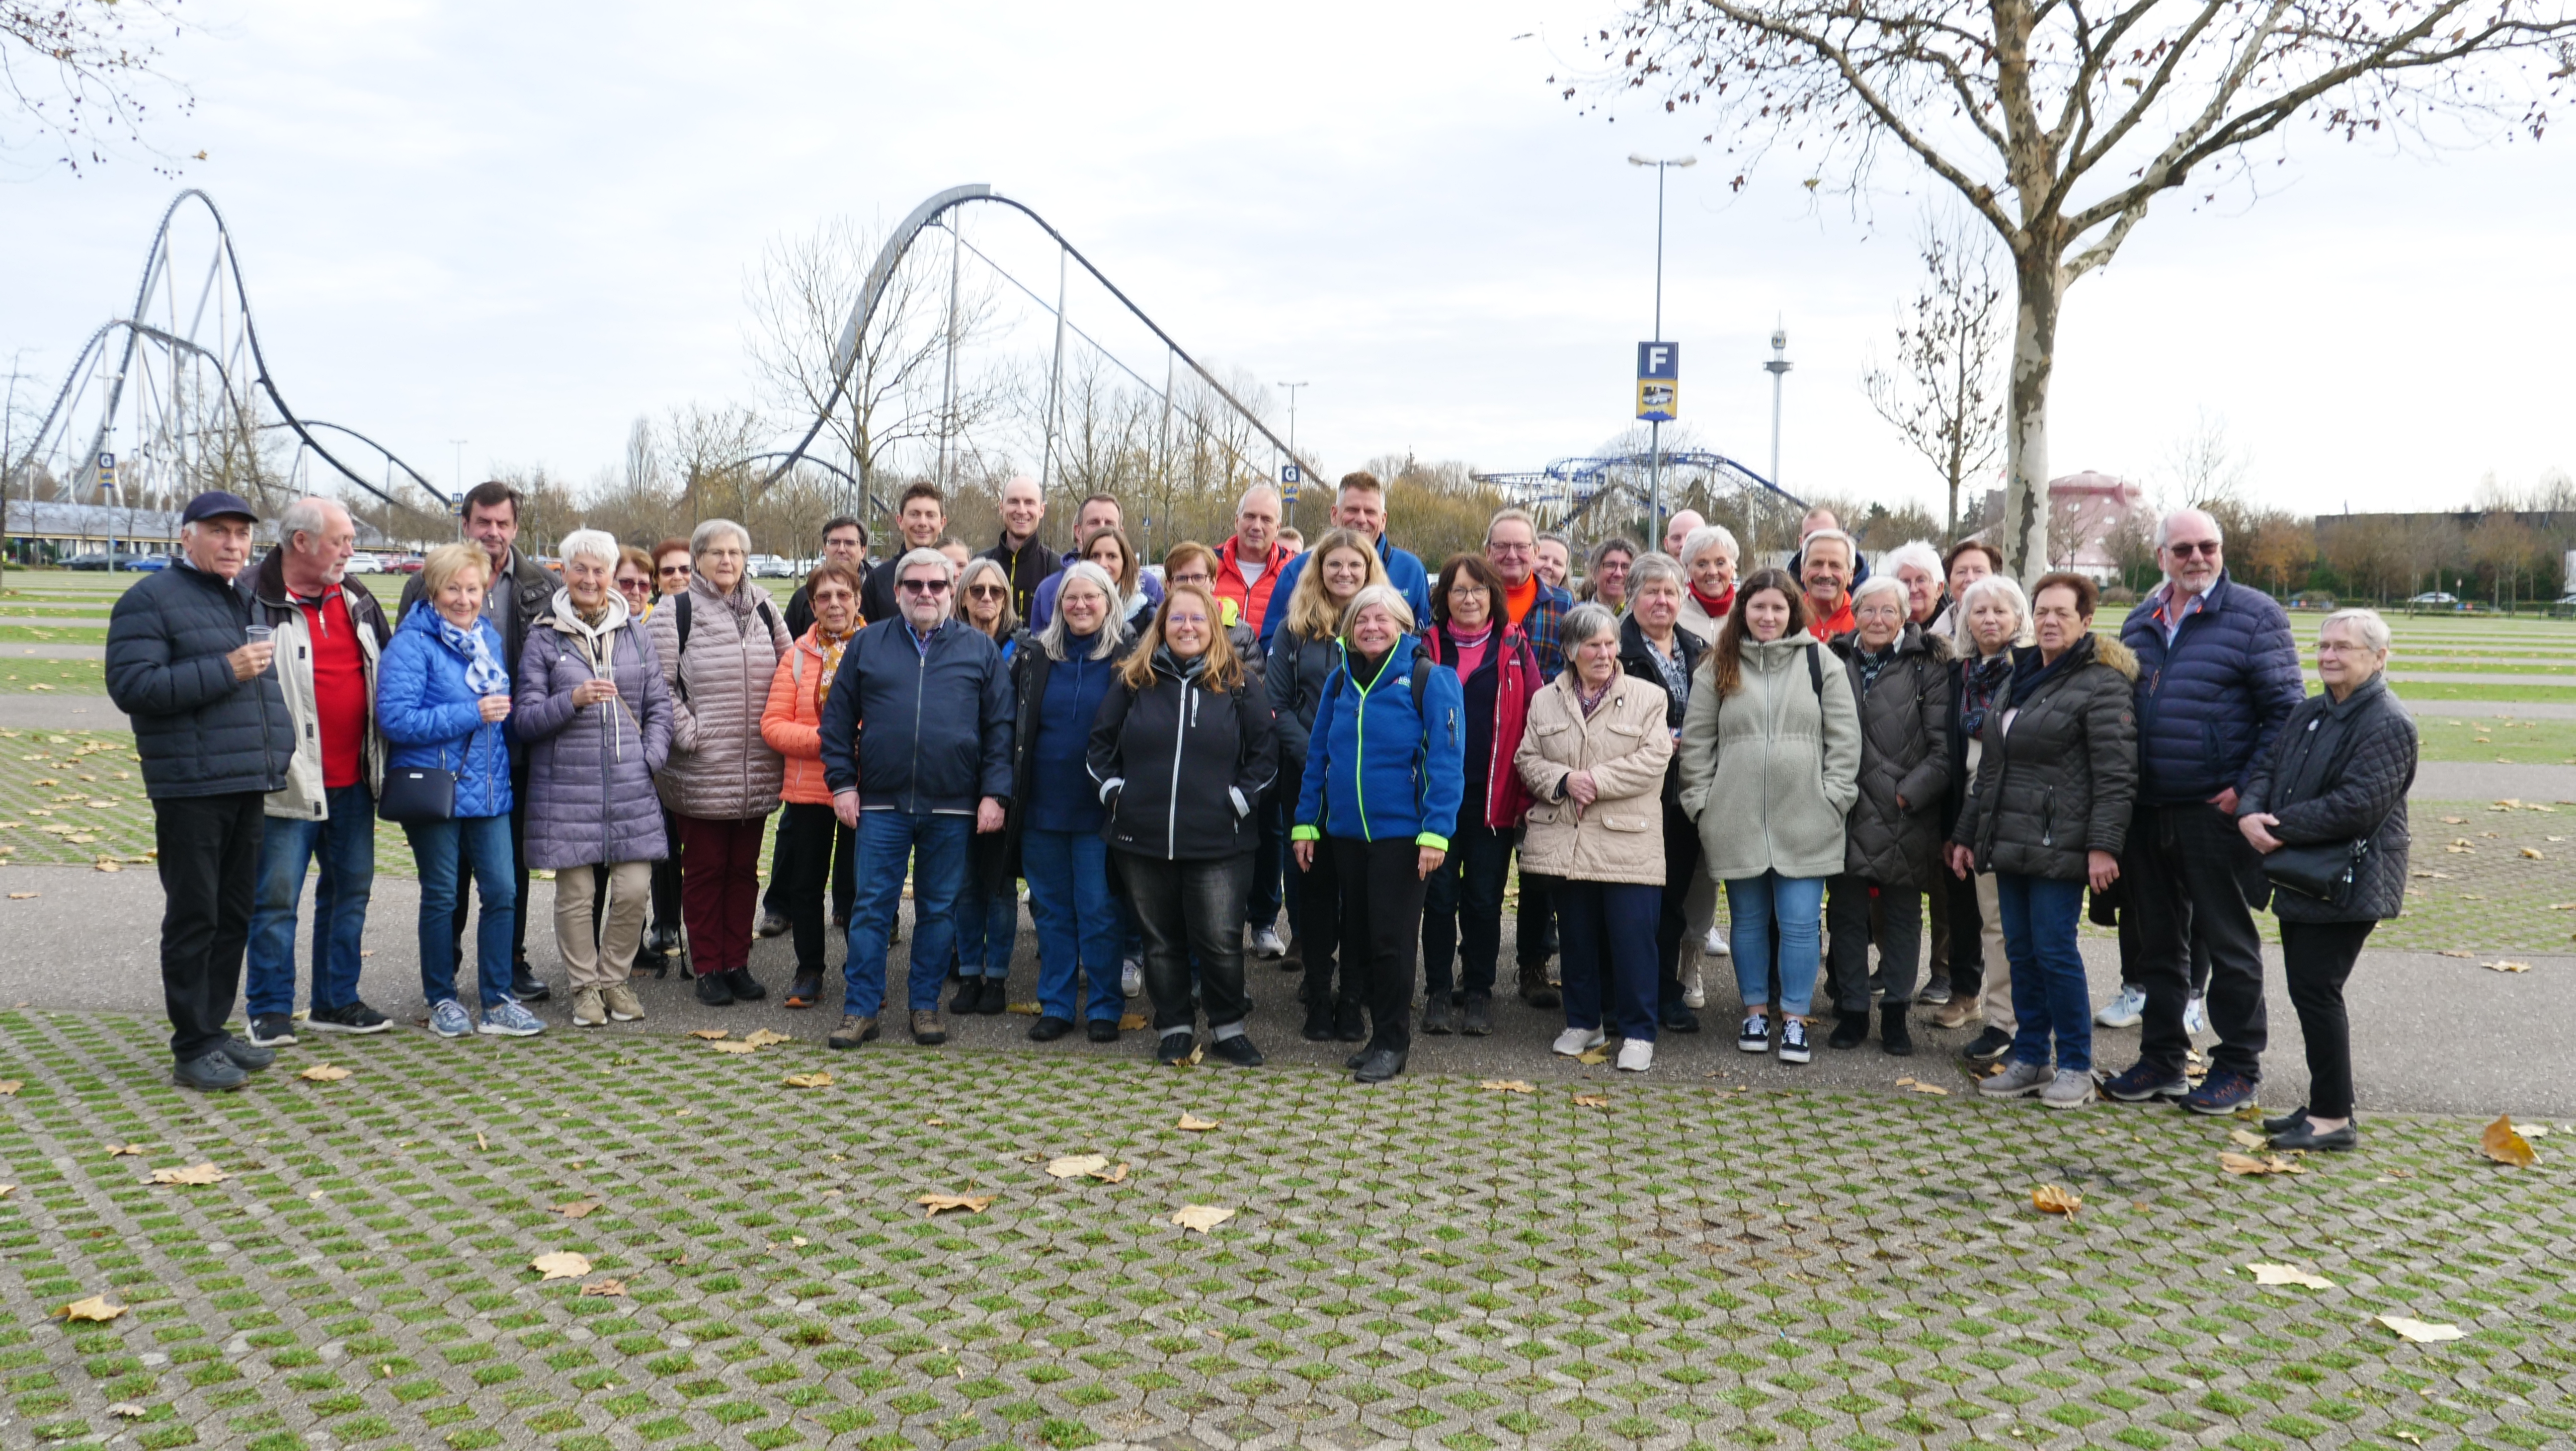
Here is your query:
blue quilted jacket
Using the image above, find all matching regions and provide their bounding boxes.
[2117,574,2303,805]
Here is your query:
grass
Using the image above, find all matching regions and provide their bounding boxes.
[1,659,106,694]
[2411,714,2576,765]
[0,626,108,645]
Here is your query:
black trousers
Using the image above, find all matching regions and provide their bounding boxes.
[1827,873,1923,1011]
[2126,801,2269,1078]
[155,792,266,1062]
[450,760,531,975]
[650,809,683,938]
[1296,834,1347,1010]
[1943,865,1984,980]
[1516,860,1558,970]
[2281,918,2374,1119]
[1121,851,1252,1035]
[1333,836,1431,1053]
[1421,821,1514,999]
[1653,799,1702,1010]
[774,803,855,974]
[2117,894,2212,993]
[764,802,855,929]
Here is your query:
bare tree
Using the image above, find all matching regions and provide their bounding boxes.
[2166,409,2252,514]
[1597,0,2576,580]
[1863,211,2005,543]
[3,0,193,173]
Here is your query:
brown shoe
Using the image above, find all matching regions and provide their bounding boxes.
[910,1009,948,1046]
[1930,995,1981,1031]
[828,1015,878,1050]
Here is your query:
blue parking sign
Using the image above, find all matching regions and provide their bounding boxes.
[1636,341,1679,421]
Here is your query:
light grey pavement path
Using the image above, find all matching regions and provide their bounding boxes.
[2401,698,2576,719]
[2412,761,2576,800]
[3,860,2571,1116]
[0,696,128,730]
[8,643,106,658]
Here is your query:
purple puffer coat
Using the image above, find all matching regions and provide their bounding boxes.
[514,593,674,870]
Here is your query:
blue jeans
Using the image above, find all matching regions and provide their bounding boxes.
[846,810,969,1018]
[1724,871,1826,1016]
[1997,872,2093,1073]
[1024,828,1124,1024]
[245,786,377,1017]
[954,876,1020,978]
[1421,820,1514,998]
[1557,880,1661,1042]
[406,813,518,1009]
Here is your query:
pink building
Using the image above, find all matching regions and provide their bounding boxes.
[1976,471,2148,580]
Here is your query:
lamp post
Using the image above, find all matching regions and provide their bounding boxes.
[1628,154,1693,540]
[1277,381,1308,533]
[1763,323,1791,556]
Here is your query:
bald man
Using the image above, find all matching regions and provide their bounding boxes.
[1662,510,1705,559]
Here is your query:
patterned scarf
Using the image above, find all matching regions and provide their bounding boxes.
[1853,642,1897,697]
[1574,675,1614,719]
[1958,650,2012,740]
[812,620,859,710]
[439,613,508,697]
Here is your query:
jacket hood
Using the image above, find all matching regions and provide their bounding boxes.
[1743,630,1822,661]
[2093,632,2139,681]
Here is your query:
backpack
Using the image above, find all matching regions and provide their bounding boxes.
[1322,649,1442,824]
[671,592,779,706]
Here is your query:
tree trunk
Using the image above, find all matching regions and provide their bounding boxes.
[2002,247,2061,582]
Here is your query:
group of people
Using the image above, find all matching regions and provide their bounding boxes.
[107,475,2414,1152]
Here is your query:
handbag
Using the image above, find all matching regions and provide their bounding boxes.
[378,741,459,824]
[2262,838,2366,906]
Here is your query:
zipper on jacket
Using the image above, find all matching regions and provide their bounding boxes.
[1165,680,1190,860]
[908,637,927,815]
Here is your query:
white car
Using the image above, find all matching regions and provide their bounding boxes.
[346,552,386,573]
[2403,591,2459,607]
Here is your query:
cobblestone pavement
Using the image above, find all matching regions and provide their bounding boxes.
[3,1011,2573,1451]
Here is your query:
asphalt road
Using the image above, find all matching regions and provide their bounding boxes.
[3,860,2569,1116]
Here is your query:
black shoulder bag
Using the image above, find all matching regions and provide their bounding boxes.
[379,739,458,824]
[2255,706,2372,908]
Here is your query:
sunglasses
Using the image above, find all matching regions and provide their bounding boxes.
[965,584,1006,600]
[658,564,691,577]
[2167,540,2221,557]
[898,579,952,595]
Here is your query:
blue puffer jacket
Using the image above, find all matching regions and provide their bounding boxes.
[1291,634,1465,850]
[376,604,514,819]
[817,617,1015,814]
[2118,574,2304,805]
[1256,535,1433,651]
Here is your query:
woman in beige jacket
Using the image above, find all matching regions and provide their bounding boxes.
[1514,604,1673,1072]
[1676,568,1861,1065]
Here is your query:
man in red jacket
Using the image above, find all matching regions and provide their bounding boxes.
[1212,484,1290,638]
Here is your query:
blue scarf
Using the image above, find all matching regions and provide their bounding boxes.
[439,614,509,697]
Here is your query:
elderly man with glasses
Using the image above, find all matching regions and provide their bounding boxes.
[819,548,1016,1050]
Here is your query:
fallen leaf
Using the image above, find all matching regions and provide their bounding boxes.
[298,1063,352,1082]
[92,859,120,873]
[2377,1314,2466,1343]
[0,1081,20,1094]
[1902,1080,1948,1095]
[1170,1204,1235,1234]
[1047,1154,1111,1179]
[2229,1128,2269,1149]
[1184,1042,1204,1066]
[1479,1079,1536,1094]
[917,1193,995,1217]
[2482,960,2533,973]
[529,1251,592,1281]
[106,1402,146,1418]
[1572,1094,1610,1108]
[1175,1113,1219,1131]
[150,1162,226,1186]
[708,1040,759,1054]
[782,1071,834,1089]
[579,1279,627,1297]
[476,1132,488,1150]
[2030,1184,2082,1216]
[1117,1012,1148,1030]
[2247,1263,2337,1290]
[687,1028,728,1040]
[2438,950,2476,959]
[555,1201,602,1218]
[55,1295,126,1322]
[2441,815,2467,824]
[2522,848,2546,860]
[741,1029,792,1047]
[5,892,34,900]
[2480,1114,2538,1167]
[105,1142,145,1157]
[0,1185,12,1197]
[2218,1151,2306,1176]
[1092,1161,1130,1184]
[1005,1001,1042,1015]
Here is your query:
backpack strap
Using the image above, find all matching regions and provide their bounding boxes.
[1410,652,1432,714]
[673,594,694,706]
[1806,643,1823,699]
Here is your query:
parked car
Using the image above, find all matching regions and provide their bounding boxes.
[746,553,799,579]
[66,551,145,571]
[387,555,426,574]
[346,552,386,573]
[2404,591,2460,608]
[125,555,172,572]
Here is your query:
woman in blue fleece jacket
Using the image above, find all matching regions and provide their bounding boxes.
[1291,584,1465,1084]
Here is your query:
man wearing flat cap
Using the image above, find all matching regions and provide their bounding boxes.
[105,490,296,1091]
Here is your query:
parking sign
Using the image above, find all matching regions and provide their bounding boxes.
[1636,341,1679,422]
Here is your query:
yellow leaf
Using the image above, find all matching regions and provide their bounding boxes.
[0,1081,19,1095]
[2481,1114,2538,1167]
[741,1029,792,1047]
[298,1063,352,1082]
[579,1279,627,1297]
[688,1028,729,1040]
[6,892,34,900]
[2439,950,2476,959]
[1903,1080,1949,1096]
[106,1402,146,1418]
[1479,1079,1536,1094]
[529,1251,592,1281]
[555,1201,602,1218]
[1093,1161,1130,1184]
[2247,1263,2336,1290]
[2377,1314,2466,1343]
[2030,1184,2082,1216]
[2229,1128,2268,1149]
[150,1162,226,1186]
[782,1071,834,1089]
[2482,960,2533,973]
[1170,1204,1235,1234]
[2218,1151,2306,1176]
[476,1132,487,1150]
[0,1185,12,1197]
[105,1143,145,1157]
[92,859,121,873]
[1175,1113,1219,1131]
[1575,1047,1610,1065]
[1117,1012,1149,1030]
[917,1192,995,1217]
[1572,1094,1610,1108]
[708,1039,759,1054]
[1046,1154,1111,1179]
[1006,1001,1042,1015]
[55,1294,127,1322]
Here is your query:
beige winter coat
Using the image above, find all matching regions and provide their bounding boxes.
[1512,672,1673,887]
[649,575,792,820]
[1676,631,1862,881]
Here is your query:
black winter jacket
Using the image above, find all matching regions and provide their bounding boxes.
[1262,622,1342,801]
[106,562,294,800]
[1088,652,1279,861]
[817,618,1015,814]
[1954,633,2140,882]
[2237,675,2415,923]
[1617,614,1704,806]
[1833,624,1953,889]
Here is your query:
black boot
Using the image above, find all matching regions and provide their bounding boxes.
[1879,1002,1916,1057]
[1334,995,1368,1043]
[724,968,767,1002]
[695,970,734,1007]
[1517,962,1560,1010]
[1827,1008,1871,1050]
[1301,994,1336,1042]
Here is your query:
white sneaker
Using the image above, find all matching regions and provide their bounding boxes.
[2184,993,2208,1036]
[1615,1039,1654,1073]
[1703,926,1731,957]
[1682,963,1706,1010]
[2094,984,2147,1028]
[1551,1026,1608,1057]
[1247,925,1287,959]
[1121,957,1143,999]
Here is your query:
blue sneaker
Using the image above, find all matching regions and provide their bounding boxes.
[2180,1069,2258,1117]
[2100,1061,2189,1103]
[479,1001,545,1038]
[428,1000,474,1039]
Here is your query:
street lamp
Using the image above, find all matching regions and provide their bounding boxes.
[1277,381,1308,532]
[1628,154,1694,539]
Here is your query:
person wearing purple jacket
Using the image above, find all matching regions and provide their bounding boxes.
[2099,508,2304,1117]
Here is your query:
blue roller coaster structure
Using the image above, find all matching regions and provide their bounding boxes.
[1477,450,1806,545]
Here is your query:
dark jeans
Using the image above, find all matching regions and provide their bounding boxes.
[2281,918,2374,1119]
[2118,894,2212,993]
[1421,821,1514,1000]
[1558,879,1660,1042]
[1997,872,2092,1073]
[2127,801,2269,1078]
[773,804,850,975]
[1653,800,1701,1010]
[650,810,683,938]
[1295,833,1346,1009]
[1516,859,1558,970]
[1332,836,1431,1054]
[405,813,519,1009]
[1120,851,1251,1036]
[1827,874,1923,1011]
[1247,790,1287,931]
[846,810,968,1018]
[764,802,856,929]
[154,792,266,1062]
[954,873,1019,978]
[245,784,376,1017]
[448,760,530,974]
[1025,828,1123,1024]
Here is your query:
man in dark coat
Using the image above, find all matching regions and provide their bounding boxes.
[105,490,296,1092]
[2100,507,2305,1115]
[398,480,558,1001]
[974,476,1059,623]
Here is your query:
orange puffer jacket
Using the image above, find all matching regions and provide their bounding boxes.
[758,624,853,807]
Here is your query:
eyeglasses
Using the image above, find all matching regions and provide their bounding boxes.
[658,564,691,577]
[1168,574,1211,587]
[898,579,952,595]
[965,584,1006,600]
[2167,540,2221,557]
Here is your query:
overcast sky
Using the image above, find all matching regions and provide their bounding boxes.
[7,0,2573,524]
